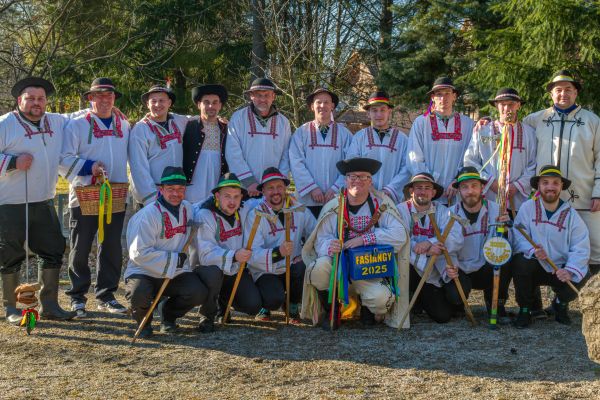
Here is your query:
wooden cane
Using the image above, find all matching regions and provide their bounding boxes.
[132,223,199,344]
[515,225,580,296]
[284,211,291,324]
[221,214,263,325]
[429,214,477,326]
[509,197,517,220]
[398,219,455,329]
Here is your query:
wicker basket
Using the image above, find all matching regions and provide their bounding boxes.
[75,183,129,216]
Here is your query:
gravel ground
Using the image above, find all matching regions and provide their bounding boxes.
[0,265,598,400]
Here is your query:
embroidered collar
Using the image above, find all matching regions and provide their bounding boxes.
[143,113,182,149]
[429,112,462,141]
[13,111,53,143]
[85,111,124,144]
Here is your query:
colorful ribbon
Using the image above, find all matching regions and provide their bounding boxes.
[98,174,113,244]
[20,308,39,335]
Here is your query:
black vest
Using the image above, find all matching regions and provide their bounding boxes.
[182,119,229,183]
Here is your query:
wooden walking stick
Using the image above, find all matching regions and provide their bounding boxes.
[514,223,580,296]
[398,218,455,329]
[221,212,267,325]
[279,202,306,324]
[131,222,199,344]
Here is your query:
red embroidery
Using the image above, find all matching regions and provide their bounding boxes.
[407,201,434,238]
[86,112,123,139]
[13,111,53,139]
[144,117,182,149]
[346,215,373,239]
[533,199,569,232]
[366,127,399,152]
[429,113,462,141]
[259,203,297,237]
[212,211,242,242]
[309,122,338,149]
[155,203,188,239]
[492,121,524,152]
[247,107,278,138]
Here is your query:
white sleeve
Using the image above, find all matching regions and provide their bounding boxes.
[564,211,591,283]
[289,128,317,197]
[407,118,429,175]
[225,112,255,185]
[0,119,14,178]
[314,212,339,258]
[196,212,237,274]
[128,124,158,205]
[383,135,410,202]
[245,211,274,273]
[514,125,537,197]
[278,117,292,176]
[59,120,87,181]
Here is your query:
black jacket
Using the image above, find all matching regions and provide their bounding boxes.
[182,119,229,183]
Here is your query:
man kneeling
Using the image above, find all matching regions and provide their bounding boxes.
[125,167,207,337]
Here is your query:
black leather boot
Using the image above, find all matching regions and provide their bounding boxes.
[39,268,76,320]
[1,272,22,325]
[317,290,340,331]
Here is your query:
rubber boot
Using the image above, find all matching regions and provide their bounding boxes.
[1,272,22,325]
[317,290,340,331]
[531,286,547,319]
[39,268,76,320]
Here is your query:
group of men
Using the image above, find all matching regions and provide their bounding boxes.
[0,69,597,336]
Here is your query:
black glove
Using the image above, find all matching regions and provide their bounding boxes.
[176,252,187,269]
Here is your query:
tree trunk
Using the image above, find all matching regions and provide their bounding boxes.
[251,0,267,80]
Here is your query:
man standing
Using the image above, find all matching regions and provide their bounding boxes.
[60,77,130,317]
[245,167,316,323]
[0,77,75,323]
[407,77,474,204]
[183,84,229,204]
[523,70,600,274]
[226,78,291,197]
[302,158,410,330]
[192,173,261,332]
[464,88,537,213]
[129,84,189,207]
[125,167,207,337]
[449,167,512,324]
[512,166,590,328]
[289,88,352,218]
[397,173,464,323]
[346,91,409,203]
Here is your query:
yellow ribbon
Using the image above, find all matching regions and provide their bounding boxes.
[98,176,113,244]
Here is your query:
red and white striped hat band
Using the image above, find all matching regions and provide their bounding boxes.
[261,172,287,183]
[90,84,116,91]
[493,93,522,102]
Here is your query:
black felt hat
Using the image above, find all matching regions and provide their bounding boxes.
[257,167,290,191]
[11,77,55,98]
[530,165,571,190]
[141,84,176,104]
[545,69,582,92]
[363,90,394,110]
[336,157,382,176]
[243,77,282,95]
[306,87,339,107]
[427,76,459,96]
[452,166,488,188]
[192,84,228,104]
[211,172,248,196]
[403,172,444,201]
[159,166,190,186]
[83,77,122,99]
[488,87,526,106]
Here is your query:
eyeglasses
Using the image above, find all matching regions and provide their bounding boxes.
[347,174,372,182]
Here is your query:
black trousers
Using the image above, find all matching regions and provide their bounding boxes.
[125,272,207,324]
[198,266,265,317]
[0,201,65,274]
[512,254,582,308]
[444,263,512,306]
[66,206,125,303]
[409,265,453,323]
[255,261,306,311]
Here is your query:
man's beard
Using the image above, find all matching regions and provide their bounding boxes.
[462,194,481,208]
[414,196,431,207]
[268,194,283,207]
[541,190,560,203]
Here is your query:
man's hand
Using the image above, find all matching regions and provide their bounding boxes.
[218,116,229,125]
[496,213,510,224]
[235,248,252,263]
[343,236,364,250]
[279,241,294,257]
[414,241,432,255]
[446,264,459,280]
[591,199,600,212]
[324,189,336,202]
[247,183,261,197]
[310,188,325,204]
[533,246,548,261]
[328,239,341,255]
[555,269,573,283]
[427,242,445,256]
[476,117,492,129]
[16,153,33,171]
[507,184,518,199]
[490,180,498,194]
[92,161,106,177]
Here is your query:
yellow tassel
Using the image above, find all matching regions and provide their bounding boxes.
[215,197,219,209]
